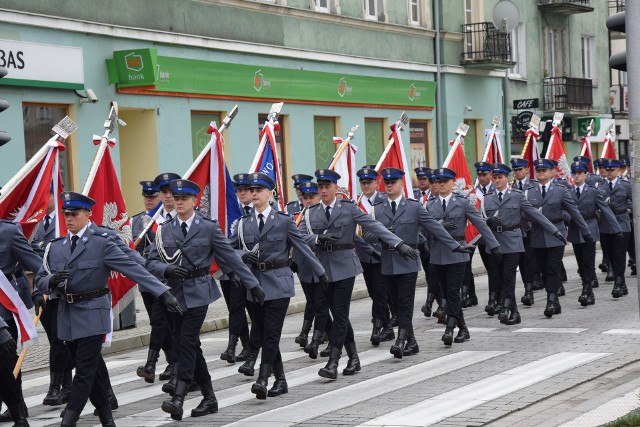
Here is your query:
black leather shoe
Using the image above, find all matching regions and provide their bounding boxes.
[533,273,545,290]
[60,408,80,427]
[6,401,29,427]
[592,278,599,289]
[370,318,382,346]
[390,329,407,359]
[379,318,395,342]
[191,381,218,416]
[304,330,322,359]
[161,380,188,420]
[544,293,556,318]
[251,363,271,400]
[235,347,250,362]
[605,263,615,281]
[342,342,361,375]
[454,326,470,343]
[505,310,521,325]
[238,349,259,376]
[60,370,72,404]
[612,276,624,298]
[442,317,456,346]
[137,349,159,383]
[320,344,331,358]
[461,285,470,308]
[521,283,534,306]
[421,292,435,317]
[390,315,398,327]
[485,292,496,316]
[468,294,478,306]
[158,362,174,381]
[579,282,593,306]
[220,334,238,363]
[498,298,512,323]
[403,332,419,356]
[268,362,288,397]
[94,385,118,415]
[599,262,608,272]
[162,362,179,395]
[557,283,566,297]
[43,371,64,406]
[96,405,116,427]
[435,300,447,324]
[318,347,341,379]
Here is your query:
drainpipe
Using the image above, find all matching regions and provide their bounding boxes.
[434,0,443,165]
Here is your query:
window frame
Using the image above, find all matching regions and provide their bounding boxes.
[509,23,526,79]
[315,0,330,13]
[409,0,420,26]
[365,0,378,21]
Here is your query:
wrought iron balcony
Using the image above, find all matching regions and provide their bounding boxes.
[460,22,515,70]
[538,0,594,15]
[543,77,593,111]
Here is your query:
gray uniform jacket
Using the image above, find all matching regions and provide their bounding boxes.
[426,194,499,265]
[0,317,6,329]
[525,183,591,248]
[285,200,302,215]
[131,211,156,258]
[301,199,402,282]
[567,185,621,243]
[35,230,170,341]
[89,222,145,267]
[230,211,325,301]
[356,192,387,264]
[147,214,259,311]
[587,174,605,186]
[511,178,537,234]
[484,189,558,253]
[31,216,57,257]
[597,179,633,233]
[370,197,461,275]
[476,183,495,196]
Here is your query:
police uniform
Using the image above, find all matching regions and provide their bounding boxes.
[35,192,180,427]
[147,179,261,420]
[484,163,559,325]
[413,167,432,204]
[229,173,325,399]
[527,159,592,318]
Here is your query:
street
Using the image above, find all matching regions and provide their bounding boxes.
[17,250,640,427]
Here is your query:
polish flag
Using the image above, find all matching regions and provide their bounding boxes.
[0,271,37,348]
[481,129,504,164]
[579,134,594,173]
[545,126,573,184]
[377,123,414,198]
[331,137,359,200]
[521,128,540,178]
[601,132,617,160]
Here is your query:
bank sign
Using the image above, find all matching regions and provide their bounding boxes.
[0,39,84,89]
[109,49,158,88]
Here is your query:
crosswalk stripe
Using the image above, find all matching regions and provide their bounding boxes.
[201,330,371,344]
[558,387,640,427]
[424,327,498,333]
[359,352,610,427]
[220,350,508,427]
[602,329,640,335]
[107,349,390,427]
[512,328,588,334]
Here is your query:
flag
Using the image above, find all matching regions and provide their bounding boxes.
[331,137,359,200]
[521,128,540,178]
[0,271,37,348]
[544,126,572,183]
[377,123,414,198]
[579,134,594,173]
[601,132,617,159]
[52,160,67,237]
[0,138,66,239]
[481,129,504,164]
[250,120,285,211]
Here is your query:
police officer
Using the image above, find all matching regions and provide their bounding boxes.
[484,163,559,325]
[598,158,633,298]
[371,167,465,358]
[593,158,613,278]
[527,159,592,318]
[413,167,432,203]
[230,173,326,399]
[154,172,181,223]
[236,173,254,216]
[35,192,182,427]
[567,161,621,306]
[286,174,313,215]
[147,179,263,420]
[620,157,637,276]
[427,167,499,345]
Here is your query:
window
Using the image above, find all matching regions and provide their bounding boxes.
[315,0,329,12]
[364,118,385,166]
[365,0,385,22]
[22,104,72,190]
[409,0,420,25]
[463,0,481,53]
[190,111,221,160]
[258,114,289,200]
[581,36,595,81]
[543,27,567,77]
[313,117,337,170]
[409,120,429,185]
[509,23,526,78]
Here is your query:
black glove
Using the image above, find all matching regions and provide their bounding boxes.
[241,251,259,265]
[454,245,474,254]
[486,216,502,228]
[290,262,298,274]
[250,285,266,306]
[583,234,594,243]
[49,270,69,292]
[318,273,329,291]
[228,271,243,289]
[0,327,16,358]
[317,233,342,244]
[490,247,502,262]
[164,265,189,280]
[442,222,458,231]
[370,251,381,262]
[396,243,418,260]
[32,293,46,315]
[158,291,183,315]
[553,231,567,245]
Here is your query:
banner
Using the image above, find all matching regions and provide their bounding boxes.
[0,271,37,348]
[332,137,359,200]
[377,123,414,198]
[250,120,285,211]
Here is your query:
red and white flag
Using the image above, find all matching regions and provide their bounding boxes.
[521,128,540,178]
[545,126,573,184]
[0,271,37,348]
[579,134,594,173]
[250,119,285,211]
[332,137,359,200]
[481,129,504,164]
[601,132,617,160]
[377,123,414,198]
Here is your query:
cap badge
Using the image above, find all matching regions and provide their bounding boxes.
[163,173,169,180]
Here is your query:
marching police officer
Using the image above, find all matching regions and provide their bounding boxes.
[484,163,558,325]
[286,174,313,215]
[594,158,614,279]
[154,173,181,223]
[147,179,263,420]
[230,173,327,399]
[413,167,432,203]
[35,191,183,427]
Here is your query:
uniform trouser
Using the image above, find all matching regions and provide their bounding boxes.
[311,283,333,336]
[361,262,389,322]
[601,232,630,277]
[573,241,597,284]
[141,291,173,356]
[479,244,499,299]
[248,298,289,367]
[419,245,430,278]
[533,246,564,294]
[432,262,467,320]
[427,262,443,302]
[0,317,22,409]
[324,277,356,351]
[493,253,521,302]
[64,335,111,412]
[383,272,419,331]
[518,233,536,285]
[220,280,251,337]
[386,280,398,319]
[169,306,210,384]
[40,298,73,372]
[300,282,315,323]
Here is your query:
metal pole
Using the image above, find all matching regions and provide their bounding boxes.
[434,0,443,166]
[627,2,640,313]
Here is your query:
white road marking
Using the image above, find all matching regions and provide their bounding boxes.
[558,387,640,427]
[602,329,640,335]
[512,328,588,334]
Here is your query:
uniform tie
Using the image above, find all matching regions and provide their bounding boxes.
[498,192,503,203]
[244,205,251,215]
[368,198,373,206]
[166,213,172,221]
[391,201,397,215]
[44,215,51,231]
[518,181,523,191]
[576,187,581,199]
[609,181,613,191]
[70,235,79,254]
[541,185,546,199]
[325,206,331,222]
[258,213,264,232]
[181,222,188,238]
[482,186,487,195]
[442,198,446,211]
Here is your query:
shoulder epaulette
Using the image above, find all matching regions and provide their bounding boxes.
[341,199,354,204]
[277,211,289,216]
[201,217,217,223]
[406,198,420,204]
[161,218,172,225]
[511,189,522,193]
[285,201,296,206]
[373,200,385,206]
[51,236,65,243]
[240,214,251,219]
[427,196,437,201]
[453,193,468,199]
[529,179,539,183]
[308,202,321,209]
[132,211,145,218]
[555,183,567,188]
[620,179,631,185]
[485,191,496,196]
[91,231,109,238]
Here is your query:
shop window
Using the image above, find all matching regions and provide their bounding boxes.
[364,118,385,166]
[409,120,429,184]
[22,104,72,190]
[313,116,337,170]
[190,111,221,160]
[258,113,289,200]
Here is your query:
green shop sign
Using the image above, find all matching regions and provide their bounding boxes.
[106,50,435,108]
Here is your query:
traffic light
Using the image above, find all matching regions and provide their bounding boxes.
[0,66,11,147]
[607,11,626,71]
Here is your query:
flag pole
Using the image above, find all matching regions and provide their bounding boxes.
[480,115,501,162]
[13,298,46,378]
[442,122,471,167]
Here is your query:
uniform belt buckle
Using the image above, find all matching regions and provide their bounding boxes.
[496,226,503,233]
[325,243,333,252]
[258,262,267,271]
[66,293,74,304]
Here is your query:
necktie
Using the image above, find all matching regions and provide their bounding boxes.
[325,206,331,222]
[368,198,373,206]
[44,215,51,231]
[244,205,251,215]
[70,235,79,254]
[442,198,446,211]
[391,201,397,215]
[518,181,523,191]
[609,181,613,191]
[181,222,188,237]
[576,187,581,199]
[482,186,487,194]
[258,213,264,232]
[498,192,503,203]
[541,185,546,198]
[166,213,172,221]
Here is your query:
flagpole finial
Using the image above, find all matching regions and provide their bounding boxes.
[492,115,501,127]
[529,114,541,130]
[456,122,470,137]
[51,116,78,141]
[397,112,410,131]
[552,112,564,126]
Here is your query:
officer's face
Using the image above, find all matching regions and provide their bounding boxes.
[492,173,509,191]
[535,168,552,184]
[160,188,174,211]
[477,172,492,186]
[236,187,252,204]
[318,182,338,205]
[174,195,195,218]
[295,188,303,200]
[439,178,453,195]
[598,167,607,177]
[359,179,377,197]
[302,193,320,208]
[572,170,587,185]
[384,179,402,199]
[143,194,159,212]
[429,181,439,195]
[249,187,270,209]
[417,177,429,191]
[513,167,528,181]
[64,209,91,233]
[606,168,619,180]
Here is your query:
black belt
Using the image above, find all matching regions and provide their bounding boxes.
[489,224,520,232]
[316,243,356,252]
[550,218,564,224]
[381,243,418,250]
[180,267,211,280]
[64,288,110,304]
[582,213,597,221]
[251,260,291,271]
[612,208,629,215]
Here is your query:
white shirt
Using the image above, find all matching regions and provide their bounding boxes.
[321,198,337,213]
[69,224,89,242]
[255,205,272,223]
[45,212,56,222]
[390,195,403,207]
[539,183,549,193]
[608,177,618,188]
[575,183,585,193]
[178,212,196,233]
[162,209,177,221]
[439,193,453,207]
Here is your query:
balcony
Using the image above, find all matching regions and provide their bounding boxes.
[543,77,593,111]
[608,0,625,15]
[538,0,594,15]
[460,22,515,70]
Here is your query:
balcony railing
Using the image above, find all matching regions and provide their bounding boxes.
[543,77,593,111]
[538,0,594,15]
[460,22,515,70]
[608,0,625,15]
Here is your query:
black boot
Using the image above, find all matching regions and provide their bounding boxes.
[592,278,600,289]
[137,349,159,383]
[390,315,398,327]
[93,384,118,415]
[544,293,557,318]
[622,281,629,295]
[159,351,174,381]
[295,320,312,348]
[251,363,270,400]
[96,405,116,427]
[43,371,63,406]
[191,381,218,416]
[533,272,544,290]
[162,362,179,395]
[60,370,72,404]
[6,401,28,427]
[558,283,566,297]
[342,342,361,375]
[612,276,624,298]
[370,318,383,346]
[238,349,259,376]
[268,362,288,397]
[0,408,10,423]
[434,300,447,324]
[505,303,522,325]
[442,317,457,346]
[320,343,332,357]
[498,298,512,323]
[318,346,341,379]
[235,333,251,362]
[379,318,395,342]
[390,329,407,359]
[403,327,419,356]
[421,292,435,317]
[454,318,470,343]
[60,408,79,427]
[220,334,238,363]
[461,285,470,308]
[605,261,615,282]
[521,283,534,306]
[579,281,594,306]
[161,380,188,421]
[485,292,496,316]
[304,330,322,359]
[599,261,608,272]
